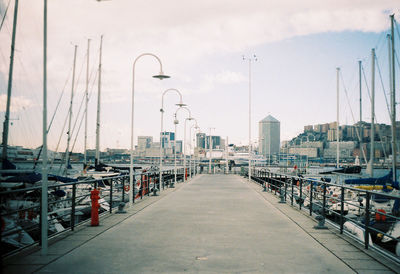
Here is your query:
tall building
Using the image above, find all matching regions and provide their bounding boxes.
[137,136,153,151]
[206,136,221,149]
[196,133,221,149]
[196,133,206,148]
[259,115,280,157]
[175,140,183,154]
[161,131,175,148]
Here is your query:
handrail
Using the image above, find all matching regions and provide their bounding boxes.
[242,167,400,264]
[0,166,194,258]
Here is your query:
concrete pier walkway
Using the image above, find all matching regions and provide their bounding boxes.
[3,174,398,273]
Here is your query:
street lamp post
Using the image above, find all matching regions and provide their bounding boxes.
[160,88,185,192]
[208,127,215,174]
[225,136,229,174]
[130,53,170,207]
[184,117,195,181]
[243,55,257,182]
[174,106,191,186]
[189,121,199,179]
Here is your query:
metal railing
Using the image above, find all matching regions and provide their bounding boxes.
[242,168,400,264]
[0,166,194,257]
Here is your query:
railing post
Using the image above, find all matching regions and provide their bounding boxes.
[161,171,164,190]
[309,180,313,216]
[39,189,42,246]
[364,192,371,249]
[284,175,287,201]
[299,178,303,210]
[110,179,113,214]
[274,174,277,195]
[140,174,143,199]
[322,183,327,219]
[147,174,150,196]
[133,175,136,204]
[340,186,344,234]
[122,177,126,203]
[291,178,294,206]
[71,183,76,231]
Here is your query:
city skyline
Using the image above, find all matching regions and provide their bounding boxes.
[0,1,399,153]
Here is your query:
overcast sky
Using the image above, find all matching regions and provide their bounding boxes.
[0,0,399,152]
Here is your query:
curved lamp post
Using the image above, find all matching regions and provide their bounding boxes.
[243,55,257,182]
[173,106,191,186]
[184,117,195,181]
[159,88,185,192]
[130,53,170,207]
[190,122,199,179]
[208,127,215,174]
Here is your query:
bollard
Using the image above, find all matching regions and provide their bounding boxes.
[263,182,267,192]
[153,185,159,196]
[116,202,127,214]
[314,215,328,229]
[90,188,100,226]
[279,187,285,203]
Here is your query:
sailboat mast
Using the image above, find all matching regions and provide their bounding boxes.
[84,39,90,165]
[1,0,19,168]
[369,48,375,177]
[41,0,48,255]
[358,60,364,164]
[66,45,77,173]
[95,35,103,166]
[336,67,340,168]
[225,136,229,173]
[390,15,397,182]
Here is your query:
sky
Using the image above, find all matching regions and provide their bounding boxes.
[0,0,399,152]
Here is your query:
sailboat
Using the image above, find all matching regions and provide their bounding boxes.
[343,24,400,258]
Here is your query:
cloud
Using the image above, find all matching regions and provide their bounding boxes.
[0,0,398,149]
[213,71,247,85]
[0,94,34,112]
[193,70,247,94]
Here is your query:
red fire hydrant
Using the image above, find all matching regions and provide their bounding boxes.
[91,188,100,226]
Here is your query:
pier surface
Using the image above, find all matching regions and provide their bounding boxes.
[3,174,398,273]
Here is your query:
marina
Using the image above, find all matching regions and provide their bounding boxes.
[2,174,399,273]
[1,1,400,273]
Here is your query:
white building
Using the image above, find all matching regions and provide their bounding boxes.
[259,115,280,157]
[137,136,153,152]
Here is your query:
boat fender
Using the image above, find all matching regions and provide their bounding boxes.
[375,209,386,222]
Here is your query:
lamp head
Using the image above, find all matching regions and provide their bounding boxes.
[153,71,170,80]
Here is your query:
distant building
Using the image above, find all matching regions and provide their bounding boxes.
[196,133,206,148]
[259,115,280,157]
[137,136,153,151]
[304,125,313,132]
[175,140,183,154]
[161,132,175,149]
[323,141,356,160]
[206,136,221,149]
[197,133,221,149]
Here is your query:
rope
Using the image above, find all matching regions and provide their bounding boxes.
[0,0,11,32]
[375,54,391,119]
[339,71,368,165]
[360,64,389,159]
